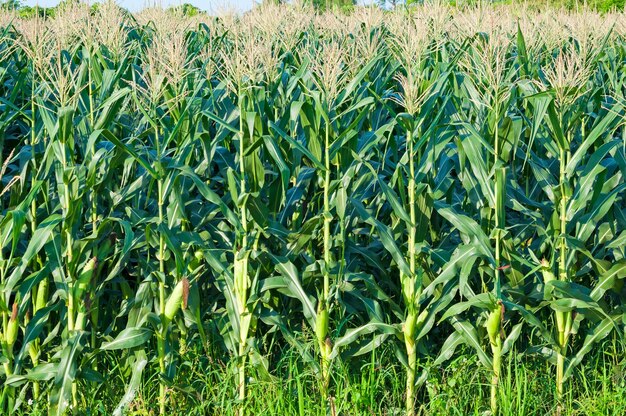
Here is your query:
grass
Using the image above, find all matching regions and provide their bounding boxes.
[13,337,626,415]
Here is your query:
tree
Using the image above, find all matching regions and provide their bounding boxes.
[168,3,203,17]
[377,0,403,8]
[311,0,356,12]
[0,0,22,11]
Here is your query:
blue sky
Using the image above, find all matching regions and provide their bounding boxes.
[22,1,255,13]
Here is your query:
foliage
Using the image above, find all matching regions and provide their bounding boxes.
[0,2,625,415]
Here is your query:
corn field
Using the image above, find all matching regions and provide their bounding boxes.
[0,1,626,415]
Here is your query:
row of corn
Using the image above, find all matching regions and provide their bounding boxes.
[0,2,625,415]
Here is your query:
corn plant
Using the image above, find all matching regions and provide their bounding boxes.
[442,32,523,415]
[521,43,625,401]
[0,4,625,416]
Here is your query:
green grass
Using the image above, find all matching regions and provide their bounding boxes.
[14,338,626,415]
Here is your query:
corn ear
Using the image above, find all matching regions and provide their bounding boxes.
[76,257,97,297]
[316,302,329,348]
[556,311,565,333]
[485,305,501,346]
[233,249,249,309]
[35,277,48,313]
[164,278,190,323]
[404,311,418,341]
[6,303,19,347]
[541,259,556,284]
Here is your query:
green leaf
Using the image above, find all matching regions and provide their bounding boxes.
[450,317,493,369]
[101,327,153,350]
[434,332,464,366]
[272,256,317,331]
[96,129,158,178]
[563,317,615,381]
[439,293,494,322]
[330,321,397,359]
[501,322,523,355]
[269,121,326,171]
[566,104,623,176]
[351,198,411,277]
[3,214,61,295]
[113,352,148,416]
[49,332,85,416]
[590,261,626,301]
[434,201,494,264]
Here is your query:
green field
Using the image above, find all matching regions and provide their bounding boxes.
[1,2,626,415]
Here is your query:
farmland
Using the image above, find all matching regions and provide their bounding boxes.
[1,1,626,415]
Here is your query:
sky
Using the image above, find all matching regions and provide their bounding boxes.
[22,0,256,13]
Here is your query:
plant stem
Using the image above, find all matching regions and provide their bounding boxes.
[491,109,504,416]
[156,121,167,415]
[88,48,97,237]
[319,118,332,401]
[406,336,416,416]
[408,130,416,280]
[323,124,331,300]
[491,337,502,415]
[494,107,503,296]
[404,128,418,416]
[556,143,568,400]
[236,92,250,416]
